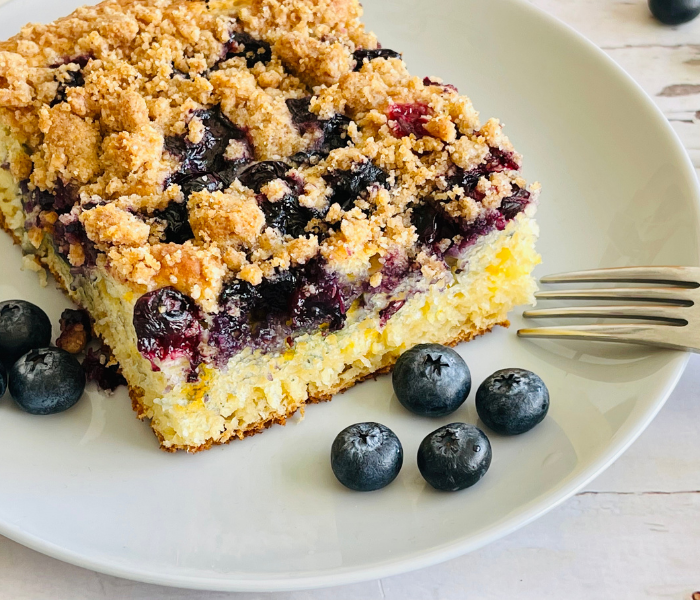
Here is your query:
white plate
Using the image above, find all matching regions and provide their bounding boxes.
[0,0,697,592]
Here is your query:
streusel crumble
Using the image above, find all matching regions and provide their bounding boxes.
[0,0,540,451]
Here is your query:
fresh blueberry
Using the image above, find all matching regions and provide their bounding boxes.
[417,423,491,491]
[649,0,700,24]
[475,368,549,435]
[0,362,6,397]
[331,422,403,491]
[392,343,471,417]
[9,347,85,415]
[0,300,52,365]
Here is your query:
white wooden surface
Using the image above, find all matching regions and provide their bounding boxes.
[2,1,700,598]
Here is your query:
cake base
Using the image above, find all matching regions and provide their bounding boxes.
[0,164,539,452]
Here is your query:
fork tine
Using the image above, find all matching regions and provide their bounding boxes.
[523,304,688,324]
[540,266,700,287]
[517,324,691,351]
[535,287,694,305]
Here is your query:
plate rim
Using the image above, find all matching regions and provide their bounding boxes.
[0,0,697,591]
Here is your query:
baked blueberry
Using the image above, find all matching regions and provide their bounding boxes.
[353,48,401,70]
[392,343,471,417]
[223,32,272,67]
[133,287,202,370]
[238,161,289,192]
[331,422,403,491]
[649,0,700,24]
[475,368,549,435]
[9,347,85,415]
[324,161,389,211]
[0,300,52,365]
[417,423,491,491]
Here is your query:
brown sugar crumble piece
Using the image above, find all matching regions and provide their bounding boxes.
[56,308,92,354]
[0,0,541,451]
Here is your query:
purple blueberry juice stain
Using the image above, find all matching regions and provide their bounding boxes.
[209,261,357,366]
[53,213,98,269]
[133,287,202,380]
[290,263,347,331]
[387,103,432,138]
[379,300,405,326]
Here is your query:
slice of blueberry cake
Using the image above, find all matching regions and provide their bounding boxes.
[0,0,540,451]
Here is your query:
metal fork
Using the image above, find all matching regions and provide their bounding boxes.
[517,266,700,352]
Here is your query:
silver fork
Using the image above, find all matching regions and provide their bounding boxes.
[517,266,700,352]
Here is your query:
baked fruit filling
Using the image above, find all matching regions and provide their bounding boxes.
[0,0,541,451]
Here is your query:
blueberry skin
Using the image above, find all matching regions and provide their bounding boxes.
[0,300,52,365]
[9,347,85,415]
[649,0,700,24]
[417,423,491,491]
[0,362,6,397]
[331,422,403,491]
[392,344,471,417]
[476,368,549,436]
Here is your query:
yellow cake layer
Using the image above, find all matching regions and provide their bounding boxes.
[0,155,539,450]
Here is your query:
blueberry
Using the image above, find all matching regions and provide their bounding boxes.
[157,200,194,244]
[475,368,549,435]
[132,287,202,369]
[223,32,272,67]
[417,423,491,491]
[649,0,700,24]
[0,362,6,397]
[324,161,389,211]
[331,422,403,491]
[392,344,471,417]
[261,194,315,237]
[50,54,91,107]
[237,161,289,192]
[352,48,402,71]
[9,347,85,415]
[82,347,126,392]
[0,300,52,365]
[498,185,531,220]
[164,106,250,179]
[319,114,352,154]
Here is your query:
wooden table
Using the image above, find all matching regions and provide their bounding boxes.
[2,1,699,598]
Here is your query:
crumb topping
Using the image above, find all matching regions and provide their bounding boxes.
[0,0,538,313]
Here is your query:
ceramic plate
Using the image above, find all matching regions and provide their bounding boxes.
[0,0,697,592]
